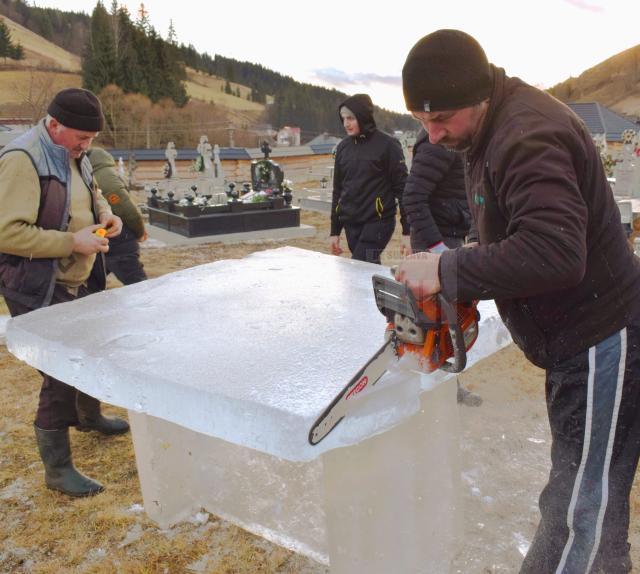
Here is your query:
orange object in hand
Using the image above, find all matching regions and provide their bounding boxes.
[94,228,107,237]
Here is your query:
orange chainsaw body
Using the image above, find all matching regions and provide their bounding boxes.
[391,298,479,372]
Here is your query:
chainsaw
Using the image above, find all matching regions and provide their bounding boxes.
[308,274,479,445]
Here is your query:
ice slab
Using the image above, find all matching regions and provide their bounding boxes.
[6,247,510,461]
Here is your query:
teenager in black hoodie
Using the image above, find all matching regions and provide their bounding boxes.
[330,94,409,263]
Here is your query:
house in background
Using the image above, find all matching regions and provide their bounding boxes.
[567,102,639,148]
[277,126,301,147]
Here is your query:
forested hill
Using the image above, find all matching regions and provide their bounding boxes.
[0,0,415,137]
[178,47,416,135]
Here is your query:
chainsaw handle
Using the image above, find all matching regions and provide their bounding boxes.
[438,294,467,373]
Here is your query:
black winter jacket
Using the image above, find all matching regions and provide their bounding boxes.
[439,66,640,369]
[331,94,408,236]
[404,130,470,251]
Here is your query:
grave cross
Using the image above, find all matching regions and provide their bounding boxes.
[261,140,272,159]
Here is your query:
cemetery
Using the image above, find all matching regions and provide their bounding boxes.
[146,139,300,238]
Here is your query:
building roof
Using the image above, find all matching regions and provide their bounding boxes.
[107,144,334,162]
[306,133,341,148]
[567,102,639,142]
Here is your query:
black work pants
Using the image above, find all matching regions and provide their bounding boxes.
[106,242,147,285]
[344,218,395,264]
[5,285,91,430]
[520,326,640,574]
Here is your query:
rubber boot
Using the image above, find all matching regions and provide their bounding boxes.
[457,379,483,407]
[76,392,129,435]
[34,425,104,497]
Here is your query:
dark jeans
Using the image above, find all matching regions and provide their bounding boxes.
[520,326,640,574]
[5,285,91,430]
[106,242,147,285]
[442,236,464,249]
[344,218,395,264]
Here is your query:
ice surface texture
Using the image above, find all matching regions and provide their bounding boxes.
[7,247,510,461]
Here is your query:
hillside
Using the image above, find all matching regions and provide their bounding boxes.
[0,14,264,124]
[184,68,265,112]
[1,2,414,137]
[1,15,80,71]
[548,44,640,118]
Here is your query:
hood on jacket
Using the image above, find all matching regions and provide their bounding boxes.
[338,93,376,136]
[87,147,116,171]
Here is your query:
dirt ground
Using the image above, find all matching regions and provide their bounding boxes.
[0,209,638,573]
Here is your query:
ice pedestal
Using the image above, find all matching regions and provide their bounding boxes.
[6,247,510,572]
[129,378,459,571]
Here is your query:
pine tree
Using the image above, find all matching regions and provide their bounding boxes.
[0,17,25,62]
[136,2,150,32]
[109,0,121,58]
[9,41,24,60]
[167,19,176,45]
[0,18,12,61]
[82,3,117,93]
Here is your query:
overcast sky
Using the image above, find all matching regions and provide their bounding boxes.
[30,0,640,113]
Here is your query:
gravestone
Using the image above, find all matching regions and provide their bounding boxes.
[192,136,224,195]
[251,141,284,193]
[196,135,214,175]
[613,129,640,199]
[212,144,225,191]
[164,141,178,179]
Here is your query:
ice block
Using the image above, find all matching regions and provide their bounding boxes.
[6,247,511,571]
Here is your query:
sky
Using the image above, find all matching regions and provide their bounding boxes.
[31,0,640,113]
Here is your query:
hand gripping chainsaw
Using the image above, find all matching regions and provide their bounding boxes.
[308,274,480,445]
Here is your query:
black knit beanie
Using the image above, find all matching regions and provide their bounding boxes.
[47,88,104,132]
[402,29,492,113]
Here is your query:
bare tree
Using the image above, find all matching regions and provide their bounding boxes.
[10,70,59,123]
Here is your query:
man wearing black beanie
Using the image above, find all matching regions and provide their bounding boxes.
[0,88,125,498]
[396,29,640,573]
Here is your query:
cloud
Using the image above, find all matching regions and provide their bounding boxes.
[563,0,604,12]
[312,68,401,88]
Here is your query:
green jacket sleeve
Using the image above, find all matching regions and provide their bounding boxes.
[94,165,145,239]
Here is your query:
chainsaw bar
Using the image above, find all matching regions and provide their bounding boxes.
[308,336,397,445]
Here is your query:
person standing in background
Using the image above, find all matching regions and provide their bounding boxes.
[88,148,147,285]
[403,128,481,406]
[330,93,410,264]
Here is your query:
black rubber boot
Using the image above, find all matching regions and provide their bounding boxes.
[34,425,104,497]
[76,392,129,435]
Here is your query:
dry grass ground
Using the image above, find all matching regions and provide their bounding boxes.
[0,210,638,573]
[0,69,81,109]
